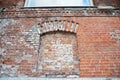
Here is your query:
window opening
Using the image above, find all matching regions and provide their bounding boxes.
[24,0,94,7]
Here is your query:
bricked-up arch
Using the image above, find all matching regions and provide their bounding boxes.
[37,20,79,35]
[40,32,80,77]
[37,20,80,78]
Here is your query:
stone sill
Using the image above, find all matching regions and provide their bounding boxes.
[0,78,120,80]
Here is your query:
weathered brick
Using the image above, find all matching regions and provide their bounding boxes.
[3,59,16,65]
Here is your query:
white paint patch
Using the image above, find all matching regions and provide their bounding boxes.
[110,30,120,40]
[0,19,20,30]
[0,48,6,55]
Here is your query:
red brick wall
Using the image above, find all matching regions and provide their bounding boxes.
[76,17,120,77]
[0,0,120,78]
[0,17,120,77]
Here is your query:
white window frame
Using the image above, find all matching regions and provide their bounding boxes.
[24,0,94,7]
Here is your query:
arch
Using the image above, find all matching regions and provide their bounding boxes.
[36,20,80,77]
[37,20,79,35]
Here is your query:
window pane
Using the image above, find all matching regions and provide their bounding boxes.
[24,0,93,7]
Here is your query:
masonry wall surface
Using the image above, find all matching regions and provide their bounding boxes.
[0,0,120,79]
[0,17,120,78]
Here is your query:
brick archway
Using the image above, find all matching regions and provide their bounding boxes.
[37,20,80,78]
[37,20,79,35]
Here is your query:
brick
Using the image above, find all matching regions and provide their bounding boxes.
[3,59,16,65]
